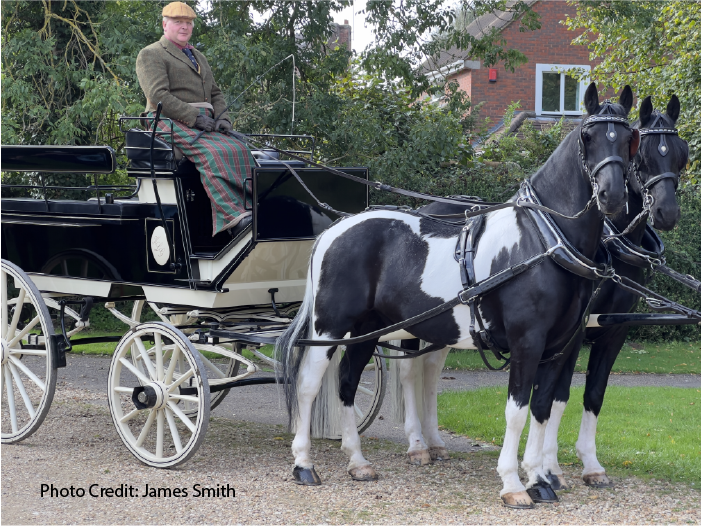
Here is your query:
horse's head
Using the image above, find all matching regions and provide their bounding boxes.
[580,83,637,216]
[630,95,687,231]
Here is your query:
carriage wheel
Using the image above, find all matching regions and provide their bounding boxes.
[108,322,210,468]
[1,260,57,443]
[130,300,239,412]
[323,348,386,440]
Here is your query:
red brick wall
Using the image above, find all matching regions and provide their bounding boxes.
[450,1,594,126]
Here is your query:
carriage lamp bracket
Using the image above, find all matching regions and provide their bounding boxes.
[268,288,282,318]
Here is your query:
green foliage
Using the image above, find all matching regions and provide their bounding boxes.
[438,386,701,484]
[565,1,701,179]
[478,101,567,172]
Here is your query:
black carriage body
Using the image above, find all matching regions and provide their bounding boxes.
[1,145,368,308]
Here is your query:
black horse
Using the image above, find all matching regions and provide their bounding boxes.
[540,95,688,490]
[276,84,637,508]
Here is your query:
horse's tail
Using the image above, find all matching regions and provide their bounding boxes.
[275,270,315,430]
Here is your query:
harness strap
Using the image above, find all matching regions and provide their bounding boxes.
[644,172,678,190]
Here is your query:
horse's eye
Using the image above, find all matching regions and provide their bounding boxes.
[583,132,592,143]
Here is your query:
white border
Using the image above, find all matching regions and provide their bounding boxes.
[535,64,591,116]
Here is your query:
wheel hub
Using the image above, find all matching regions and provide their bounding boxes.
[1,338,8,366]
[132,381,168,410]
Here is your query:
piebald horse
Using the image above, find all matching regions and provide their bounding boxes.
[393,95,687,492]
[276,84,637,508]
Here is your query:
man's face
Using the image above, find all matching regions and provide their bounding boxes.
[163,17,194,45]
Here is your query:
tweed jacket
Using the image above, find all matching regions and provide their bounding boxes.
[136,36,230,127]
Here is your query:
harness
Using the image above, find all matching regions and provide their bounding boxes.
[207,104,700,365]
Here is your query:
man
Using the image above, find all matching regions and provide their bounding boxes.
[136,1,255,237]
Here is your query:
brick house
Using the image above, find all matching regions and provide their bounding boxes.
[421,1,595,133]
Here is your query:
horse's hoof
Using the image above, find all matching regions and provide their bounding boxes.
[429,446,450,461]
[349,465,379,481]
[292,465,321,486]
[583,472,614,488]
[546,473,571,491]
[526,481,559,503]
[501,491,535,509]
[408,449,431,466]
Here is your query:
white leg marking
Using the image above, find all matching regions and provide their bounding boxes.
[543,400,567,476]
[497,396,529,496]
[421,347,450,448]
[522,411,550,488]
[576,409,606,476]
[291,347,332,469]
[399,355,427,453]
[340,405,371,471]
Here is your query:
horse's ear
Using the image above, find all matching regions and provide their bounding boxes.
[667,94,680,124]
[619,85,634,115]
[630,129,640,159]
[584,82,600,115]
[639,96,654,128]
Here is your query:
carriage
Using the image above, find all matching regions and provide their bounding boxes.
[0,114,398,467]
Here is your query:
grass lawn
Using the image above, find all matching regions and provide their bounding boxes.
[442,340,701,374]
[438,385,701,485]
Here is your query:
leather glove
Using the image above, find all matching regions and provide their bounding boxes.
[194,114,215,132]
[215,119,232,133]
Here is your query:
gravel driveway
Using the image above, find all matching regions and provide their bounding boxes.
[2,355,700,524]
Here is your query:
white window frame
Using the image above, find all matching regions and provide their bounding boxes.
[535,64,591,116]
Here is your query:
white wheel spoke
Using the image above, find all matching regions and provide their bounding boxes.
[119,408,143,423]
[4,365,19,433]
[1,270,8,339]
[167,401,196,433]
[7,288,26,340]
[156,409,165,459]
[354,403,363,419]
[9,356,45,391]
[356,385,373,397]
[135,409,156,447]
[168,394,200,404]
[165,345,180,384]
[165,407,183,453]
[199,352,226,379]
[155,333,164,382]
[167,368,194,392]
[8,361,35,418]
[114,386,134,394]
[8,315,40,348]
[118,357,151,385]
[9,349,46,356]
[134,337,156,381]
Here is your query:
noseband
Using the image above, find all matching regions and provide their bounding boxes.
[629,112,682,227]
[577,102,632,213]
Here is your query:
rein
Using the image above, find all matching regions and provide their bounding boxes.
[211,105,700,364]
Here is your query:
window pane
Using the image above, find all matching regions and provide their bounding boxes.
[564,75,580,111]
[542,72,560,112]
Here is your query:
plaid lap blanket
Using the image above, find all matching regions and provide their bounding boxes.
[155,108,255,236]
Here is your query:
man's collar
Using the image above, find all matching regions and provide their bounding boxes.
[161,35,194,51]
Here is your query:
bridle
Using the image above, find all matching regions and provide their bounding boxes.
[577,101,635,216]
[630,111,681,226]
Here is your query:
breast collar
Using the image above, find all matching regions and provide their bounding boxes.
[603,218,666,269]
[519,180,613,281]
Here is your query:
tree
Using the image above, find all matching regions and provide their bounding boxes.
[565,1,701,179]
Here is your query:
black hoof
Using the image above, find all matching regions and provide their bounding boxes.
[292,465,321,486]
[546,473,569,491]
[527,482,559,503]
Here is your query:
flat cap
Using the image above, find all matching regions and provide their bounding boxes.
[162,2,196,19]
